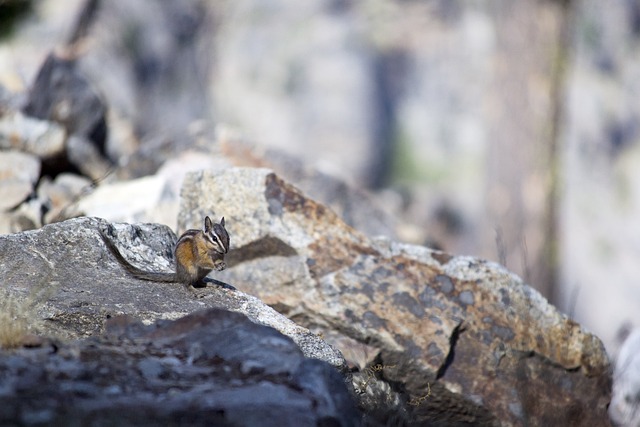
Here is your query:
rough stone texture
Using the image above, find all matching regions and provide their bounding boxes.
[179,167,611,427]
[0,111,66,160]
[0,308,360,427]
[0,149,40,211]
[0,217,346,371]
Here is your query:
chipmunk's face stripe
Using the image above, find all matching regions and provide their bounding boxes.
[209,225,229,254]
[202,216,229,254]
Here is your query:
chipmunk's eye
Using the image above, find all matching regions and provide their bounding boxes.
[212,236,219,243]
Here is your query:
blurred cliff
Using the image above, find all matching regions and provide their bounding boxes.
[1,0,639,358]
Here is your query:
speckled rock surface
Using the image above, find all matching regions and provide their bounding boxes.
[180,167,612,427]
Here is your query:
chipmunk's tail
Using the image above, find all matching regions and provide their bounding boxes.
[98,227,178,283]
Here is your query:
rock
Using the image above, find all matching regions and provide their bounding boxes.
[74,150,230,226]
[75,175,169,224]
[178,167,611,426]
[76,133,396,236]
[1,198,45,234]
[0,216,345,371]
[0,111,66,160]
[23,53,107,153]
[0,213,11,234]
[75,0,213,156]
[0,308,360,427]
[156,150,231,203]
[37,172,92,224]
[66,134,112,181]
[220,135,397,240]
[20,52,111,178]
[610,329,640,426]
[0,82,24,113]
[0,150,40,211]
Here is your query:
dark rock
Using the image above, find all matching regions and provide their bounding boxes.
[22,52,110,177]
[179,167,612,427]
[23,53,107,152]
[0,309,360,427]
[75,0,213,158]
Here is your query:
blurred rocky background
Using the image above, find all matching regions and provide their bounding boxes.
[0,0,639,424]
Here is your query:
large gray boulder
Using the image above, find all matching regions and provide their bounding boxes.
[0,216,345,371]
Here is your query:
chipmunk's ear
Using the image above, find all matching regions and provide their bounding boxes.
[220,217,225,227]
[204,216,213,232]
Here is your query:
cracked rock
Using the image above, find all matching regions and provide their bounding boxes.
[179,167,611,426]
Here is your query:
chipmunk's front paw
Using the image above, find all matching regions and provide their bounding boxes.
[214,260,226,271]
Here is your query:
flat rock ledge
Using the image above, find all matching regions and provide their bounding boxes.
[0,217,346,372]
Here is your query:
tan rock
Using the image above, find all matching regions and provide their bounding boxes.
[0,111,66,160]
[179,167,611,426]
[0,150,41,211]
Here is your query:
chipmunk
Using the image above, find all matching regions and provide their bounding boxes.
[99,216,230,288]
